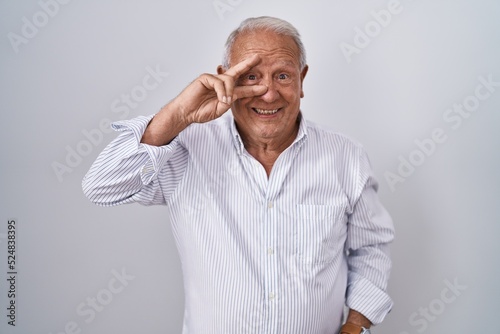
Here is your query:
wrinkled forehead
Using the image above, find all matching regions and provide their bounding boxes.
[229,30,301,69]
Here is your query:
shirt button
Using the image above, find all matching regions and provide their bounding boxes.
[269,292,275,300]
[267,248,274,255]
[267,201,273,209]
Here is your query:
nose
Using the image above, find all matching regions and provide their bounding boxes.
[258,77,279,103]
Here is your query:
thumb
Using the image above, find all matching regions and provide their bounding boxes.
[233,85,267,101]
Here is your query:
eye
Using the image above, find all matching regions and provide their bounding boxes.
[237,73,258,86]
[278,73,289,80]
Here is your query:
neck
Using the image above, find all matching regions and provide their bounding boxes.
[236,115,301,176]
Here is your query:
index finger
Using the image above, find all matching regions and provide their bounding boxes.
[223,54,261,78]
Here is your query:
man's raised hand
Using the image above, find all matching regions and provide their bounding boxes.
[141,55,267,146]
[177,54,267,124]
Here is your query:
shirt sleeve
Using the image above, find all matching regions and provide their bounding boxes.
[345,148,395,325]
[82,114,189,207]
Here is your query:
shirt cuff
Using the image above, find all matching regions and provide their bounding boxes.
[111,114,180,185]
[346,271,393,325]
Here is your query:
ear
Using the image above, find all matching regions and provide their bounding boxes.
[217,65,225,75]
[300,65,309,98]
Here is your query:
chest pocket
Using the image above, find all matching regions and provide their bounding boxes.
[295,204,347,265]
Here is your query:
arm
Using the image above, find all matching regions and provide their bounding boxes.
[82,55,267,206]
[81,113,188,206]
[343,148,395,329]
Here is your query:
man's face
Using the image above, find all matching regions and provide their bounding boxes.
[220,29,308,142]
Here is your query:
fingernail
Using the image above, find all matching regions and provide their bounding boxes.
[222,96,227,104]
[227,96,232,104]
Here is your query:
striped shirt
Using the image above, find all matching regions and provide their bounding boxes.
[82,111,394,334]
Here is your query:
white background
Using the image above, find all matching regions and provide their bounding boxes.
[1,0,499,333]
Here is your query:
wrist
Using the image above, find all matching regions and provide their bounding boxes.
[340,322,371,334]
[345,309,372,329]
[162,98,191,129]
[141,101,189,146]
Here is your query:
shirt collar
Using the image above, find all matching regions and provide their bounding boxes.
[229,110,308,155]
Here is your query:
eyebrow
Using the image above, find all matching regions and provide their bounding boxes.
[278,60,297,67]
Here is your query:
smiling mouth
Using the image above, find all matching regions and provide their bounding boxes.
[253,108,280,115]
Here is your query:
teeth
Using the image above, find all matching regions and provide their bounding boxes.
[255,108,279,115]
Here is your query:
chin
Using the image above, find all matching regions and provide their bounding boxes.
[254,124,283,138]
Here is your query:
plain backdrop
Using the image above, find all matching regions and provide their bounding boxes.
[1,0,499,333]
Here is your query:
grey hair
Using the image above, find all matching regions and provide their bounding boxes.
[222,16,307,70]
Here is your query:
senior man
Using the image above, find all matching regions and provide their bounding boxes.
[83,16,394,334]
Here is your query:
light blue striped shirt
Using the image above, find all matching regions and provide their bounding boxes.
[82,111,394,334]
